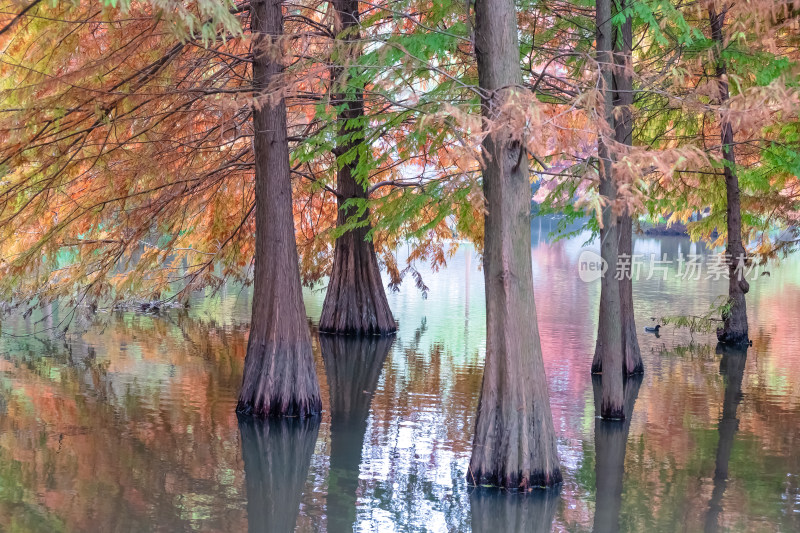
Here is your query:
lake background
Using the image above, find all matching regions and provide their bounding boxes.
[0,221,798,532]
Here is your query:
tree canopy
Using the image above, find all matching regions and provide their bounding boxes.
[0,0,797,323]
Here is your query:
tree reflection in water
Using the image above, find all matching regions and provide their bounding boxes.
[2,241,800,531]
[704,344,748,533]
[321,333,394,533]
[592,373,643,533]
[238,415,320,533]
[469,486,560,532]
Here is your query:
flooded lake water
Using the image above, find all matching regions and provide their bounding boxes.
[1,223,799,532]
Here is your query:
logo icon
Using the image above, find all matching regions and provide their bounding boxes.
[578,250,607,282]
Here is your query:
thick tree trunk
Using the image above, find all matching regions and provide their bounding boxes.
[470,488,560,532]
[592,374,643,533]
[319,0,396,336]
[321,334,393,532]
[238,415,321,533]
[704,344,748,533]
[592,0,625,419]
[709,7,749,346]
[467,0,562,490]
[320,202,396,335]
[237,0,322,417]
[613,4,644,376]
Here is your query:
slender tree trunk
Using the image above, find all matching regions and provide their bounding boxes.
[614,2,643,376]
[467,0,562,489]
[237,0,322,417]
[319,0,397,336]
[709,6,749,346]
[618,219,643,374]
[592,0,625,419]
[593,1,643,376]
[704,344,748,533]
[321,334,393,532]
[238,415,321,533]
[592,374,643,533]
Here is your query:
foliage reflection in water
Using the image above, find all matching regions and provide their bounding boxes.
[0,226,799,531]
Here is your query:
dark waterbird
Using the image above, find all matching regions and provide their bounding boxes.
[644,324,661,334]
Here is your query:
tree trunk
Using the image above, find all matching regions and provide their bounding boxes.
[618,218,643,374]
[704,344,748,533]
[319,0,397,336]
[709,6,749,346]
[321,334,393,531]
[592,0,625,419]
[592,0,643,378]
[591,225,608,376]
[237,0,322,417]
[592,373,643,533]
[238,415,321,533]
[467,0,562,490]
[614,3,643,376]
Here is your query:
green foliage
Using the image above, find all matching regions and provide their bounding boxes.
[658,297,732,336]
[613,0,701,46]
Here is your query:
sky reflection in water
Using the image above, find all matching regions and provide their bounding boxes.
[0,222,799,532]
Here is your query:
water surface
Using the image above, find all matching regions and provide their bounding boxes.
[0,224,799,532]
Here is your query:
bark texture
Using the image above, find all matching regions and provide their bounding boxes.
[238,415,321,533]
[592,0,625,419]
[321,334,393,532]
[709,6,749,346]
[467,0,562,490]
[591,0,643,378]
[591,374,643,533]
[705,344,748,533]
[614,3,644,376]
[470,488,560,533]
[319,0,397,335]
[237,0,322,417]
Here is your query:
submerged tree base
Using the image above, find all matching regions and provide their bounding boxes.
[600,401,625,421]
[319,190,396,336]
[319,210,397,338]
[716,328,749,346]
[237,341,322,418]
[625,359,645,375]
[318,322,397,336]
[716,292,749,347]
[591,348,644,376]
[467,468,563,491]
[236,397,322,418]
[319,272,397,335]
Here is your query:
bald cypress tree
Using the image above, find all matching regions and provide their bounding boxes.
[467,0,561,489]
[614,0,644,376]
[319,0,396,336]
[709,6,749,347]
[592,0,625,419]
[237,0,322,417]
